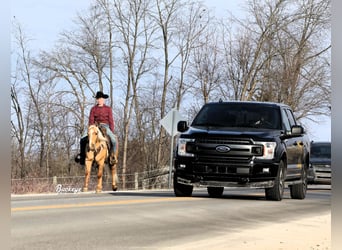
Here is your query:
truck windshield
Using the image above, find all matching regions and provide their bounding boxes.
[311,143,331,158]
[192,103,281,129]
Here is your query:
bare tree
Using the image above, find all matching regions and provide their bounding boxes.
[188,18,223,104]
[96,0,116,106]
[11,20,48,173]
[11,0,331,189]
[171,2,210,108]
[151,0,184,173]
[11,82,26,178]
[270,0,331,120]
[11,22,27,178]
[219,0,330,121]
[106,0,159,187]
[220,0,287,101]
[36,1,117,136]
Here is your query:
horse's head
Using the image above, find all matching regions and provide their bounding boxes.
[88,125,100,151]
[88,125,108,151]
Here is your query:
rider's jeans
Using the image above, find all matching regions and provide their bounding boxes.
[100,124,116,153]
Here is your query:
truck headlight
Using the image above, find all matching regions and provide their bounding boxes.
[177,138,195,157]
[256,142,277,160]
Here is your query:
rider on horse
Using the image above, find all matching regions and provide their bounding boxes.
[76,91,117,165]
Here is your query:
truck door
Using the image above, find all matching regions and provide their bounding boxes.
[281,108,302,178]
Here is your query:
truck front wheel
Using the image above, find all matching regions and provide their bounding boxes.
[173,174,193,197]
[265,160,285,201]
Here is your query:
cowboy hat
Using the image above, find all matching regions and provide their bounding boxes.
[94,91,109,99]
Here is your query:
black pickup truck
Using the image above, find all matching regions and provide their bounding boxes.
[173,101,310,201]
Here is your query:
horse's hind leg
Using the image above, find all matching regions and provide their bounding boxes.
[111,142,119,191]
[110,163,118,191]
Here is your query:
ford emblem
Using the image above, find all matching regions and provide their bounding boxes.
[216,145,230,153]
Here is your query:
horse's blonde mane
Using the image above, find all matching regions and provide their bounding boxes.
[88,125,107,142]
[97,129,107,142]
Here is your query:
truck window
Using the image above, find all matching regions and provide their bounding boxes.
[281,108,291,132]
[285,109,297,127]
[311,143,331,158]
[192,103,281,129]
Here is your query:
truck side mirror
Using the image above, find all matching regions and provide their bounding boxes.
[291,125,304,135]
[177,121,188,132]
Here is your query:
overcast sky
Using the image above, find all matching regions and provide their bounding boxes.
[10,0,331,142]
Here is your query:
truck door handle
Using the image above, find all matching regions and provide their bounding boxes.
[294,141,304,146]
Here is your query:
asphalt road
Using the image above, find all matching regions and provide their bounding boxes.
[11,185,331,250]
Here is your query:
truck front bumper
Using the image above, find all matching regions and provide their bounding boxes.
[175,175,275,189]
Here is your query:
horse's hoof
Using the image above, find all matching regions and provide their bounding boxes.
[112,186,118,191]
[95,189,102,193]
[82,187,88,192]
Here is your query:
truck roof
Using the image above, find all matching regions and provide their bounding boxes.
[206,100,291,109]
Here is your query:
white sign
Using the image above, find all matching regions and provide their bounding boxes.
[160,108,185,188]
[160,108,184,136]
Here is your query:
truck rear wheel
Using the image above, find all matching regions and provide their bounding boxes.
[265,160,285,201]
[207,187,224,197]
[290,166,307,199]
[173,174,193,197]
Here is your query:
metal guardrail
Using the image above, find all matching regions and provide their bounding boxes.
[11,168,170,194]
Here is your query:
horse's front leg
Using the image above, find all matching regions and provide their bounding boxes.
[95,158,106,193]
[83,152,94,192]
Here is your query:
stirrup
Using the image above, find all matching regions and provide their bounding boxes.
[74,154,81,163]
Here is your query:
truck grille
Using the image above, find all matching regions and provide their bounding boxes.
[193,156,251,174]
[185,136,263,175]
[197,137,253,145]
[187,137,262,158]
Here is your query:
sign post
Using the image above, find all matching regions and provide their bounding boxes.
[160,108,183,188]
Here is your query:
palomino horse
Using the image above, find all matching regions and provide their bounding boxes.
[83,124,119,193]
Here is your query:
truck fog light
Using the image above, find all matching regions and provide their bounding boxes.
[179,164,186,169]
[263,168,270,173]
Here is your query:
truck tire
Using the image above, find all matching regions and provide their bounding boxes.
[265,160,285,201]
[290,166,307,199]
[173,174,193,197]
[207,187,224,197]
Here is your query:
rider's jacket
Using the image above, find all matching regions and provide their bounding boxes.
[89,104,115,132]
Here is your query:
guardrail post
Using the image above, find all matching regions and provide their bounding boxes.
[135,172,139,190]
[53,176,57,185]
